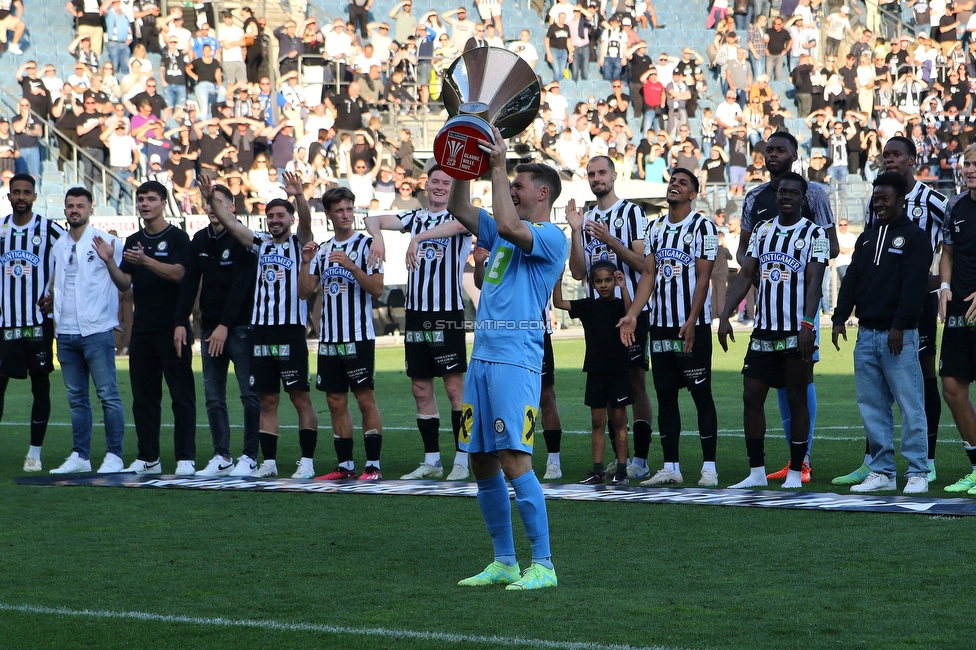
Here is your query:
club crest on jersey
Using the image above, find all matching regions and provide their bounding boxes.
[614,218,624,228]
[221,249,231,260]
[892,236,905,248]
[328,279,346,295]
[264,267,282,282]
[762,265,791,284]
[157,241,168,251]
[913,207,923,218]
[348,251,358,262]
[5,262,30,277]
[31,236,41,245]
[683,234,694,244]
[793,239,805,249]
[423,246,444,261]
[659,260,682,279]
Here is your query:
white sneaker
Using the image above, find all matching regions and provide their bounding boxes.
[903,475,929,494]
[543,461,562,480]
[196,455,234,478]
[50,452,92,474]
[230,455,258,477]
[641,468,684,486]
[699,468,719,487]
[850,472,897,493]
[8,42,23,55]
[124,458,162,474]
[23,456,42,472]
[291,460,315,479]
[251,460,278,478]
[175,460,196,476]
[627,464,650,479]
[400,463,443,479]
[447,463,469,480]
[97,453,124,473]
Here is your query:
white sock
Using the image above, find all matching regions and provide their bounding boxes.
[425,453,442,467]
[729,467,768,489]
[339,460,354,470]
[368,460,380,469]
[547,452,561,465]
[665,462,680,473]
[27,445,42,460]
[632,456,647,469]
[453,451,468,468]
[782,469,803,488]
[803,454,810,464]
[702,461,716,473]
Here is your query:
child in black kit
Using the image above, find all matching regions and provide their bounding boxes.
[552,261,633,486]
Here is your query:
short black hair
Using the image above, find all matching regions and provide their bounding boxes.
[211,183,233,204]
[10,173,35,190]
[589,260,617,281]
[873,171,908,198]
[514,163,562,208]
[265,198,296,215]
[321,186,356,212]
[767,130,798,152]
[778,171,808,196]
[884,135,917,158]
[65,186,93,202]
[136,180,168,201]
[671,167,700,193]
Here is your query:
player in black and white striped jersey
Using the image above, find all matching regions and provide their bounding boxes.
[619,169,719,488]
[566,156,654,481]
[365,166,473,481]
[740,131,839,484]
[833,135,947,486]
[202,172,319,480]
[0,174,63,473]
[299,187,385,482]
[720,172,829,490]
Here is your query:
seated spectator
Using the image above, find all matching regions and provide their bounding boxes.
[67,0,105,56]
[0,0,25,55]
[69,34,101,74]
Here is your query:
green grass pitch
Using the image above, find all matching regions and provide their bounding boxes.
[1,334,974,650]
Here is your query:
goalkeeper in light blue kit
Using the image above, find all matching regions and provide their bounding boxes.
[447,126,568,591]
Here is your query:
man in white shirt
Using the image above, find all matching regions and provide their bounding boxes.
[100,122,141,214]
[545,82,569,126]
[443,7,477,51]
[508,29,538,69]
[367,23,393,68]
[324,18,354,66]
[48,187,127,474]
[217,9,247,87]
[715,90,743,145]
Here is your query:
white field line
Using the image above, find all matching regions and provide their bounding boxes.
[0,603,697,650]
[0,421,961,443]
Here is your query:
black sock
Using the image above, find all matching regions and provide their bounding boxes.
[789,438,808,471]
[592,462,604,476]
[259,431,278,460]
[29,373,51,447]
[657,390,681,463]
[633,419,652,461]
[543,429,562,453]
[924,376,940,460]
[451,409,462,451]
[334,436,354,464]
[418,417,440,453]
[364,431,382,463]
[965,446,976,467]
[692,390,718,462]
[745,437,765,468]
[299,428,317,458]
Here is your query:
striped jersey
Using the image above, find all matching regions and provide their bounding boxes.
[742,181,835,233]
[865,180,946,253]
[644,211,718,327]
[251,232,307,327]
[0,213,64,328]
[748,216,830,332]
[398,208,472,312]
[309,232,380,343]
[580,199,648,308]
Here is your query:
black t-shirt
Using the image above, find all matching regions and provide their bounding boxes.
[131,92,168,117]
[674,60,700,78]
[606,93,630,119]
[77,111,106,148]
[791,64,814,93]
[629,53,653,81]
[702,156,727,183]
[839,66,857,92]
[541,132,558,152]
[945,82,968,110]
[331,92,367,131]
[163,157,194,187]
[20,79,51,119]
[198,131,228,167]
[160,50,190,85]
[939,147,960,180]
[546,24,571,51]
[568,297,629,373]
[947,194,976,302]
[766,28,791,56]
[729,134,749,167]
[83,89,110,106]
[885,50,911,77]
[72,0,103,27]
[120,224,191,333]
[191,58,220,84]
[937,14,958,43]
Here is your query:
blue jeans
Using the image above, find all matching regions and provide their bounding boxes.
[601,56,622,81]
[828,164,848,184]
[16,146,40,183]
[549,48,568,83]
[109,167,134,214]
[163,83,187,110]
[201,325,260,460]
[751,55,765,79]
[194,81,217,115]
[854,327,928,478]
[571,45,589,80]
[107,41,130,75]
[57,330,125,460]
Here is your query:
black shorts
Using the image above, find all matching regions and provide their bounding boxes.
[648,324,713,392]
[542,332,555,387]
[0,320,55,380]
[918,293,937,358]
[939,309,976,381]
[249,325,309,393]
[584,372,633,408]
[316,340,375,393]
[742,329,815,389]
[404,309,467,379]
[627,310,650,370]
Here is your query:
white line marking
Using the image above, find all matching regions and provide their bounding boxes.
[0,603,696,650]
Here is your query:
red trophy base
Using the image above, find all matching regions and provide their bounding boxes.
[433,115,494,181]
